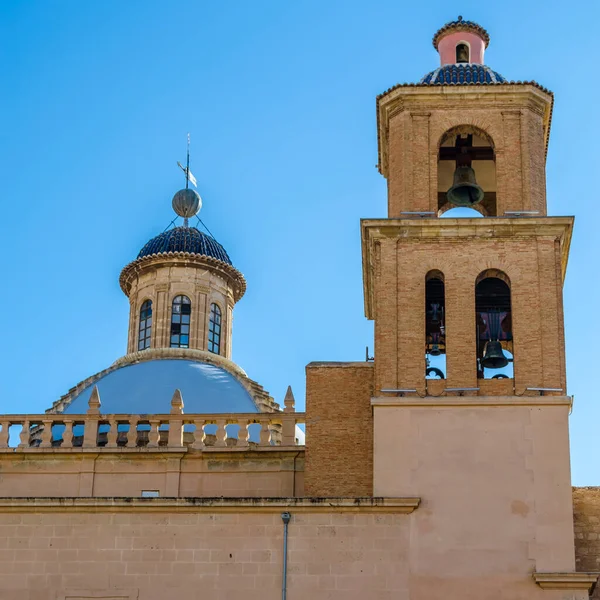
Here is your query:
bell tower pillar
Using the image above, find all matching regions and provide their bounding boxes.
[361,17,589,598]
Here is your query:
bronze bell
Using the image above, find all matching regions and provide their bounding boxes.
[480,340,509,369]
[447,165,485,207]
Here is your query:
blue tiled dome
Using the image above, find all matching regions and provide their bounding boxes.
[421,64,505,85]
[62,360,259,414]
[137,226,232,265]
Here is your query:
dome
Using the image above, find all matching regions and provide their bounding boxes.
[137,226,232,265]
[432,17,490,49]
[420,64,506,85]
[61,359,259,414]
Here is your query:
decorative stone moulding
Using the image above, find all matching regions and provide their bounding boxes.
[532,572,598,591]
[0,497,422,514]
[119,252,246,301]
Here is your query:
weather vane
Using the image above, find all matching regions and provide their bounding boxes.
[172,133,201,227]
[177,133,197,189]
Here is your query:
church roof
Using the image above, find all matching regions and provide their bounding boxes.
[59,359,260,415]
[138,226,232,265]
[420,64,506,85]
[432,17,490,49]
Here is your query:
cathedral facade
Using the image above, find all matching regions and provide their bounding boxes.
[1,17,599,600]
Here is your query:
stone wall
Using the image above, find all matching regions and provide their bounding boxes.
[0,497,590,600]
[304,362,374,497]
[0,449,304,498]
[574,486,600,600]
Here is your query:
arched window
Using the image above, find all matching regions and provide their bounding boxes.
[438,126,497,217]
[208,303,222,355]
[138,300,152,351]
[456,43,469,63]
[475,272,513,379]
[425,271,446,379]
[170,295,191,348]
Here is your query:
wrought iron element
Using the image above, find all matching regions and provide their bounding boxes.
[426,367,445,379]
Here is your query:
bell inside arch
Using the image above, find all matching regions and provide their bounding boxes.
[480,340,509,369]
[447,165,485,207]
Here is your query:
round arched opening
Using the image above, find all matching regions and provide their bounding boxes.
[475,274,513,379]
[438,126,497,216]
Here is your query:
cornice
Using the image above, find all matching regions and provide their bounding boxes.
[532,572,598,591]
[119,252,246,302]
[0,497,421,514]
[376,83,554,178]
[361,217,574,319]
[371,395,572,408]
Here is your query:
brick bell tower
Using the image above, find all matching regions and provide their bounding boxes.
[306,17,596,598]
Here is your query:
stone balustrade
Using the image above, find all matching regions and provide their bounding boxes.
[0,387,305,450]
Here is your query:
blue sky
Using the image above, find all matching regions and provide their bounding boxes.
[1,1,598,484]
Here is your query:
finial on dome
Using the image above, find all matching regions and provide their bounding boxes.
[170,389,184,415]
[283,386,296,413]
[87,385,101,415]
[174,134,202,226]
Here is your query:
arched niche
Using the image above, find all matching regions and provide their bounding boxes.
[438,125,497,216]
[425,270,446,379]
[475,271,513,379]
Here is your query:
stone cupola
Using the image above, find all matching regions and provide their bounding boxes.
[119,187,245,359]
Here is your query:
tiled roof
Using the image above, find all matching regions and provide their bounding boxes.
[137,226,232,265]
[421,64,506,85]
[433,17,490,48]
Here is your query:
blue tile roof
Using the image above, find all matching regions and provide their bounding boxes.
[138,226,232,265]
[420,64,506,85]
[62,359,259,415]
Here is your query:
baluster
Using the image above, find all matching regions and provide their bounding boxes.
[215,419,227,448]
[39,419,54,449]
[105,419,118,449]
[192,420,205,450]
[281,414,296,446]
[259,419,271,446]
[0,421,10,449]
[237,419,249,448]
[83,418,99,448]
[147,420,160,448]
[62,420,73,449]
[19,420,30,448]
[127,418,139,448]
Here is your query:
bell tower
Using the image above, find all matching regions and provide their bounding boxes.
[366,16,571,396]
[335,16,584,596]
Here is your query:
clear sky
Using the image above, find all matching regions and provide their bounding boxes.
[1,1,598,484]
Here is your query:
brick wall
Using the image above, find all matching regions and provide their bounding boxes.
[574,486,600,600]
[379,87,552,218]
[304,363,374,497]
[363,220,571,394]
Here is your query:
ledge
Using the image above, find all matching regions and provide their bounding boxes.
[0,497,421,514]
[371,395,572,408]
[533,572,598,591]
